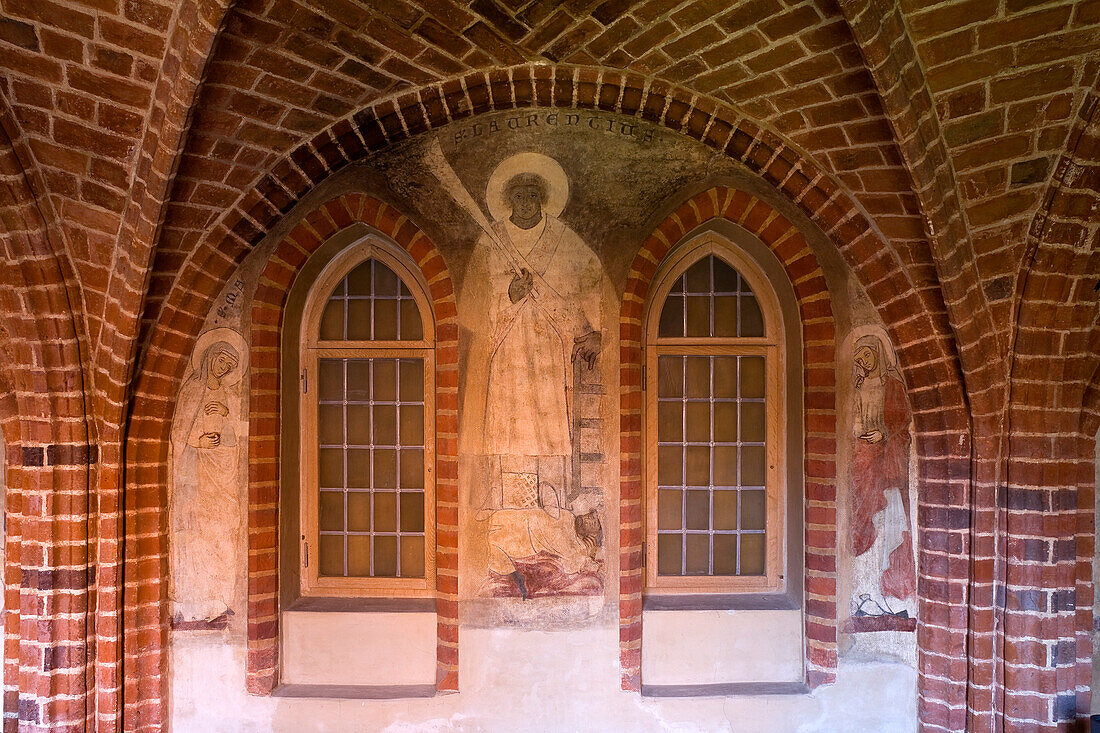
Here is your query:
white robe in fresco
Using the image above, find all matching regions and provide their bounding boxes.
[464,214,602,511]
[171,353,242,621]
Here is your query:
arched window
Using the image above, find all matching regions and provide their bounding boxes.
[645,238,785,594]
[299,242,435,598]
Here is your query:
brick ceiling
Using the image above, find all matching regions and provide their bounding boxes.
[0,0,1097,363]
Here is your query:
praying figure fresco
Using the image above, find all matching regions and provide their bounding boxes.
[435,145,606,601]
[849,331,917,621]
[171,327,247,624]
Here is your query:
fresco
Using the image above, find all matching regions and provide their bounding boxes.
[436,143,609,611]
[846,329,917,629]
[170,327,247,627]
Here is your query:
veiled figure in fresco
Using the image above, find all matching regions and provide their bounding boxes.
[455,151,605,600]
[171,328,247,623]
[850,333,916,617]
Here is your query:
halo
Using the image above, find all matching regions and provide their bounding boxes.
[192,327,248,387]
[485,152,569,221]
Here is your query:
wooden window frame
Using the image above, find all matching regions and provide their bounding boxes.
[644,236,786,594]
[299,240,436,598]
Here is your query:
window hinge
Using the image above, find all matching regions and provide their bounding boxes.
[301,368,308,394]
[641,364,647,390]
[302,540,309,568]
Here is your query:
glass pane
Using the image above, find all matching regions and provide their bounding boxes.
[685,446,709,485]
[318,359,343,401]
[714,357,737,398]
[658,295,683,337]
[318,405,343,445]
[373,448,397,488]
[319,491,343,532]
[319,448,343,488]
[400,448,424,489]
[400,405,424,445]
[399,359,423,401]
[347,449,370,488]
[374,298,398,340]
[347,299,371,340]
[374,262,399,296]
[373,536,398,576]
[685,401,710,443]
[741,401,766,443]
[713,257,738,292]
[347,535,371,576]
[346,261,372,296]
[373,360,397,401]
[740,534,765,574]
[657,534,682,575]
[346,360,370,401]
[740,293,764,336]
[318,535,343,577]
[320,300,344,341]
[685,490,709,530]
[347,491,370,532]
[657,401,682,442]
[714,401,737,443]
[373,491,396,532]
[685,357,710,398]
[714,490,737,530]
[401,535,425,577]
[714,445,737,486]
[685,534,709,574]
[658,445,682,486]
[399,299,423,340]
[741,489,766,531]
[741,445,766,486]
[658,489,682,530]
[400,491,425,532]
[714,534,737,574]
[373,404,397,446]
[714,296,737,337]
[684,258,710,292]
[346,404,370,445]
[741,356,765,398]
[685,296,709,337]
[657,356,683,398]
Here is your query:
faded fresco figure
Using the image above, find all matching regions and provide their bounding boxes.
[171,328,247,624]
[849,333,916,619]
[439,148,606,600]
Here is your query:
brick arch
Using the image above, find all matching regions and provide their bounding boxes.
[134,65,971,728]
[0,119,95,731]
[618,186,972,728]
[618,187,839,691]
[998,81,1100,728]
[246,194,460,694]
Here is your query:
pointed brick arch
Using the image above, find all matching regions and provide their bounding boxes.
[618,188,839,690]
[246,194,460,695]
[132,66,971,729]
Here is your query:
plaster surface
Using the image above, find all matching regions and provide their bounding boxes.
[281,611,437,685]
[171,623,916,732]
[641,609,803,685]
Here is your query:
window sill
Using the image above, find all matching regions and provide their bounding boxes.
[285,596,436,613]
[641,681,809,697]
[272,683,436,699]
[643,592,797,611]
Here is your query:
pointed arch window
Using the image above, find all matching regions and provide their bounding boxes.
[300,244,435,598]
[646,241,785,594]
